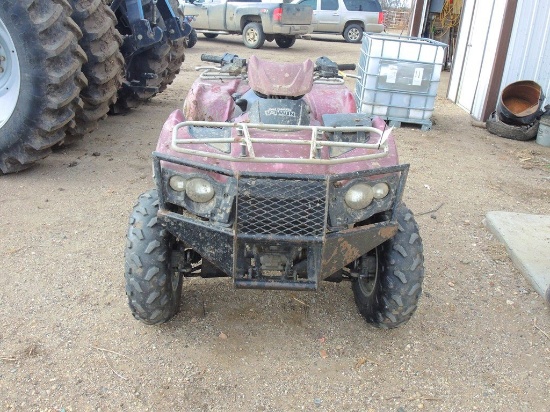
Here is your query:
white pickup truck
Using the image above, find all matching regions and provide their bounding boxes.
[180,0,313,48]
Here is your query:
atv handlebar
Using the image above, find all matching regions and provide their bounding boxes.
[337,64,356,71]
[201,54,225,64]
[200,53,247,68]
[199,54,355,79]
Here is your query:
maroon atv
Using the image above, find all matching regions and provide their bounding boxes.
[124,53,424,328]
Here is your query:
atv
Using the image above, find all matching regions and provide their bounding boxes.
[124,53,425,329]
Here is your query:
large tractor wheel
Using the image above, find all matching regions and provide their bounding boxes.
[158,0,186,93]
[351,203,424,329]
[66,0,124,141]
[125,190,183,324]
[0,0,86,173]
[111,0,170,113]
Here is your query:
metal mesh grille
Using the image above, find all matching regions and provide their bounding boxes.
[237,178,326,237]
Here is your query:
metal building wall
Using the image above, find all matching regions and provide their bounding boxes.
[501,0,550,107]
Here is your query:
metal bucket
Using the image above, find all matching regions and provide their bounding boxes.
[536,113,550,147]
[497,80,545,125]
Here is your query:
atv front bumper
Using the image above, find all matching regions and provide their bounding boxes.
[153,152,408,291]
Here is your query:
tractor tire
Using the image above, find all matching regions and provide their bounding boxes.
[0,0,86,173]
[186,28,198,48]
[243,22,265,49]
[111,0,170,113]
[66,0,124,141]
[125,189,183,325]
[158,0,186,93]
[352,203,424,329]
[343,23,363,43]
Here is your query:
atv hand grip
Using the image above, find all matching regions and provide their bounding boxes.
[337,64,356,71]
[201,54,223,64]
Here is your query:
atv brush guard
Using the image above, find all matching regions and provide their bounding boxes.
[171,121,392,164]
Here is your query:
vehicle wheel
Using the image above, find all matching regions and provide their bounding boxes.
[187,28,198,48]
[243,22,265,49]
[67,0,124,141]
[486,111,539,141]
[125,190,183,325]
[343,23,363,43]
[111,0,170,113]
[351,203,424,328]
[275,35,296,48]
[0,0,86,173]
[203,33,218,39]
[158,0,186,93]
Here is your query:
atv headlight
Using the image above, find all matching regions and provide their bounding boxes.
[186,177,215,203]
[345,183,374,210]
[169,175,186,192]
[373,182,390,199]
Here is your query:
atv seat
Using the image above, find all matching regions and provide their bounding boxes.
[247,55,314,98]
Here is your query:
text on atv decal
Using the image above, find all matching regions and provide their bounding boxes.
[265,108,296,117]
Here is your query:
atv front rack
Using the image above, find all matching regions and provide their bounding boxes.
[171,121,391,165]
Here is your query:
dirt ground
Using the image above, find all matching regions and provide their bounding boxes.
[1,34,550,412]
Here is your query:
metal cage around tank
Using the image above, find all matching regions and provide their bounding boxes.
[355,34,447,131]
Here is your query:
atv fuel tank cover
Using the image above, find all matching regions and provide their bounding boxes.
[248,99,311,126]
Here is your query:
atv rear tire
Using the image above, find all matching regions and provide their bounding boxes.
[125,189,183,324]
[0,0,86,173]
[67,0,124,141]
[352,203,424,329]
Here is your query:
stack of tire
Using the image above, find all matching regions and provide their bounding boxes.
[486,80,547,141]
[0,0,186,174]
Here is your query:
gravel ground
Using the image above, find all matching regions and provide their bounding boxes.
[1,34,549,411]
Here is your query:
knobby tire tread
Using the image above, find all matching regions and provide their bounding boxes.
[352,203,425,329]
[125,189,182,324]
[66,0,124,141]
[0,0,86,173]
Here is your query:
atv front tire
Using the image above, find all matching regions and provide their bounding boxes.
[125,190,183,324]
[352,203,424,328]
[0,0,86,173]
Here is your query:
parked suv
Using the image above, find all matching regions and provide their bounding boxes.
[295,0,384,43]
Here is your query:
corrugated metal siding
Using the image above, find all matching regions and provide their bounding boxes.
[501,0,550,107]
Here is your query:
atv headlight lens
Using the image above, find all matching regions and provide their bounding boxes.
[169,175,186,192]
[373,182,390,199]
[186,177,215,203]
[345,183,374,210]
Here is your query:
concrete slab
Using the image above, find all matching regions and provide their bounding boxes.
[484,212,550,304]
